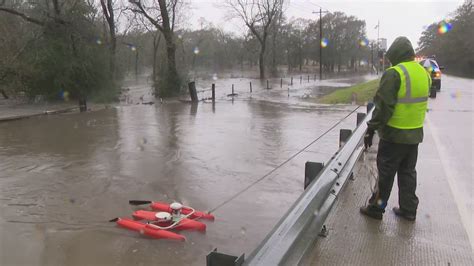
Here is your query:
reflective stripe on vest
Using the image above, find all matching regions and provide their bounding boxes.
[387,61,430,129]
[397,64,429,103]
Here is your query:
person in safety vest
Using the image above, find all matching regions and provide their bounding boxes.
[360,37,431,221]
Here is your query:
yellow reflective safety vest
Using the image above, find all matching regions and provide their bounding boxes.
[387,61,431,129]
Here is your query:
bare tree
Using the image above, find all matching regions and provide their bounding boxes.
[225,0,284,79]
[129,0,183,96]
[0,0,69,26]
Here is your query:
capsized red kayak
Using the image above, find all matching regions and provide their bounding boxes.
[113,218,185,241]
[150,202,215,221]
[132,210,206,232]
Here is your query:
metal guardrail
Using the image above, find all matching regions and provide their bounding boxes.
[207,105,374,266]
[242,107,373,266]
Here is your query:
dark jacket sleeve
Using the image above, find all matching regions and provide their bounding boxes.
[367,69,401,132]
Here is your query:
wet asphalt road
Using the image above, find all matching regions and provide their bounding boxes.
[0,75,368,266]
[425,74,474,248]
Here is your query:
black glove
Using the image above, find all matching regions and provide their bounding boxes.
[364,129,375,149]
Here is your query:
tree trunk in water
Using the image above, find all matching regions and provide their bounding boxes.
[259,45,265,79]
[152,33,161,90]
[270,31,278,76]
[109,33,116,78]
[287,48,291,72]
[299,54,302,71]
[160,32,180,97]
[258,41,266,79]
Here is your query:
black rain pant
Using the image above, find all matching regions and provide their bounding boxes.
[369,139,419,215]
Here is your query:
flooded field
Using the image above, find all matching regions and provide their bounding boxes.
[0,74,372,266]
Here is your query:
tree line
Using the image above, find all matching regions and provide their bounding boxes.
[417,0,473,78]
[0,0,375,102]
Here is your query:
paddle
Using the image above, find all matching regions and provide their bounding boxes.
[109,218,119,222]
[129,200,152,205]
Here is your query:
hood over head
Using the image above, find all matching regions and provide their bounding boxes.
[385,37,415,66]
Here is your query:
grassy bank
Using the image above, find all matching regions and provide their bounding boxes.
[319,79,380,104]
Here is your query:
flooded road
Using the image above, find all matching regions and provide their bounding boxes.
[0,75,370,266]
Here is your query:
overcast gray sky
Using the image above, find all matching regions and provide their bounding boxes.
[187,0,464,49]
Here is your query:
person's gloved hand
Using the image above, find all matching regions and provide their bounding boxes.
[364,129,375,149]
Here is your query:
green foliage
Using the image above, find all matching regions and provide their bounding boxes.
[0,0,119,102]
[22,28,114,100]
[319,79,379,104]
[417,0,474,78]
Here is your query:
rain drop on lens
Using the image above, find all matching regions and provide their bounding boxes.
[321,38,329,48]
[437,21,452,34]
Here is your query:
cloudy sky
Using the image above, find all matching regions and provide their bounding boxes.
[187,0,464,49]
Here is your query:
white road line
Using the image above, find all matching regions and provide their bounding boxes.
[427,116,473,251]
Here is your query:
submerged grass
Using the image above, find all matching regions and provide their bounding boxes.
[319,79,380,104]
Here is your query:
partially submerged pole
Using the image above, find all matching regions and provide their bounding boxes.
[188,82,198,102]
[212,84,216,103]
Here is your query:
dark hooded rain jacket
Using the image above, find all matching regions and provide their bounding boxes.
[367,37,424,144]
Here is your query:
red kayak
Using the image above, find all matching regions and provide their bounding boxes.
[132,210,206,232]
[150,202,215,221]
[113,218,185,241]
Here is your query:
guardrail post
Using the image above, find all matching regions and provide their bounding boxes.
[250,82,252,93]
[367,102,375,113]
[339,129,352,148]
[305,162,324,189]
[281,78,283,88]
[291,77,293,86]
[266,80,269,89]
[357,113,366,126]
[207,249,244,266]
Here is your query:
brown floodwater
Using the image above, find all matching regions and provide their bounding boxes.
[0,75,371,266]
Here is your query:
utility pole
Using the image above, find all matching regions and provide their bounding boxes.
[313,8,328,80]
[319,8,323,80]
[375,20,380,75]
[371,42,374,72]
